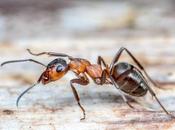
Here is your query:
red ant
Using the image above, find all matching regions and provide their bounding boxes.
[1,47,173,120]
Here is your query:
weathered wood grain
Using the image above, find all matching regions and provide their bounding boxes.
[1,0,175,130]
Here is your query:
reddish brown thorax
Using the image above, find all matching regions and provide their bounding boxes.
[68,58,109,79]
[86,64,103,78]
[69,58,91,74]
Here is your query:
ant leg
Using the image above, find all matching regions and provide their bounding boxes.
[97,56,107,67]
[143,80,174,118]
[76,73,89,82]
[96,56,112,84]
[97,56,133,105]
[70,77,89,120]
[27,49,74,60]
[94,69,112,85]
[1,59,46,67]
[101,70,108,84]
[110,47,158,87]
[109,76,134,109]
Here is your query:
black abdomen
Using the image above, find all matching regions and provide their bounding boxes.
[112,62,148,97]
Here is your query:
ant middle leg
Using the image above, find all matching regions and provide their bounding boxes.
[94,69,112,85]
[96,56,112,84]
[110,47,158,87]
[97,56,107,67]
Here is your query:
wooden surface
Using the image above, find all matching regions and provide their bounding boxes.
[0,1,175,130]
[1,41,175,130]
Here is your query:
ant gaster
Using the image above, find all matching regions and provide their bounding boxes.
[1,47,173,120]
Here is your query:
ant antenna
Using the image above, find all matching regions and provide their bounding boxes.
[27,49,74,60]
[1,59,46,67]
[16,83,39,107]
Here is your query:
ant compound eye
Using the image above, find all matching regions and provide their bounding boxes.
[56,64,64,72]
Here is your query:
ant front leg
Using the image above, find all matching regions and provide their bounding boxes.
[110,47,159,87]
[70,76,89,120]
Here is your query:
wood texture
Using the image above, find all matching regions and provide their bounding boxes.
[0,1,175,130]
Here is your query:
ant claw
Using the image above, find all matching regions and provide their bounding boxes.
[80,117,85,121]
[126,101,135,109]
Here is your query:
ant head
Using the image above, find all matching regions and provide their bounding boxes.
[38,58,69,84]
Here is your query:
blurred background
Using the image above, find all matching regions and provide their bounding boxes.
[0,0,175,84]
[0,0,175,130]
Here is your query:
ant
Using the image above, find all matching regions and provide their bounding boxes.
[1,47,174,120]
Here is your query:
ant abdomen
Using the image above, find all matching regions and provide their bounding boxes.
[112,62,148,97]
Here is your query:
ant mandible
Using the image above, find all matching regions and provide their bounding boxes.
[1,47,173,120]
